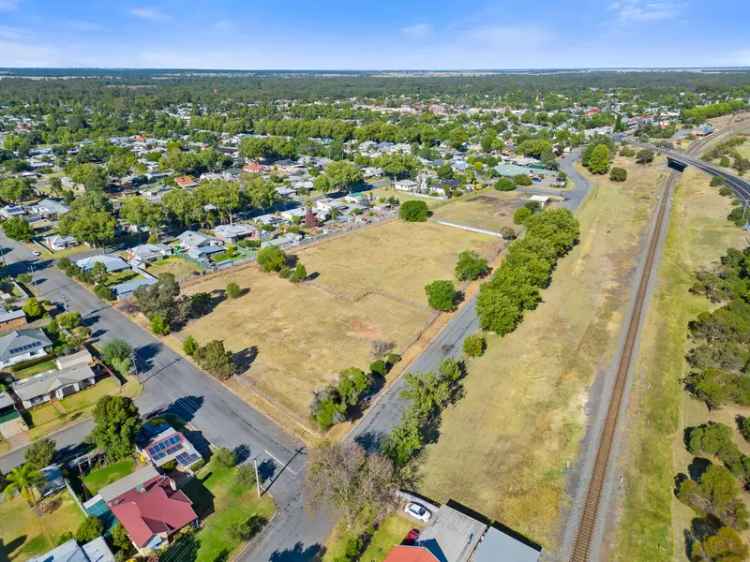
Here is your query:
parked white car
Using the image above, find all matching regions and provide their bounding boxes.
[404,501,431,522]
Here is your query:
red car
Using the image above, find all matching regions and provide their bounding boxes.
[402,528,420,545]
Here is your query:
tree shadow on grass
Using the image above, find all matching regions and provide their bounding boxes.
[0,535,27,562]
[233,346,258,373]
[181,476,215,520]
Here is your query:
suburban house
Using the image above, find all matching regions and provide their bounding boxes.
[127,243,172,265]
[0,328,52,369]
[107,470,199,554]
[0,205,26,220]
[175,230,224,260]
[30,198,70,219]
[76,255,131,273]
[242,161,265,174]
[28,537,115,562]
[0,391,27,439]
[45,234,78,251]
[0,305,27,331]
[394,179,418,192]
[11,362,98,409]
[213,223,258,244]
[136,423,202,472]
[385,500,541,562]
[174,175,197,188]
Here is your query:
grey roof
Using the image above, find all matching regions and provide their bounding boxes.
[214,223,256,238]
[76,255,130,273]
[0,329,51,363]
[418,504,486,562]
[98,464,160,503]
[112,275,158,297]
[0,392,14,409]
[0,307,25,323]
[177,230,217,248]
[28,537,115,562]
[129,243,171,260]
[34,198,70,216]
[472,527,541,562]
[12,364,96,402]
[55,349,93,370]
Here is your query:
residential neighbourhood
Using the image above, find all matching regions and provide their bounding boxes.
[1,28,750,562]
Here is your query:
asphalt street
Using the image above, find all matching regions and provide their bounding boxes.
[0,153,591,561]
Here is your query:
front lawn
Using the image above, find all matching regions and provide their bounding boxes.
[83,458,136,494]
[162,459,275,562]
[11,358,58,380]
[28,375,142,441]
[323,513,416,562]
[0,491,85,561]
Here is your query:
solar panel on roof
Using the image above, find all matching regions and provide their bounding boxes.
[175,452,200,466]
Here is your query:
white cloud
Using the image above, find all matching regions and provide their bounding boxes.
[130,7,169,21]
[610,0,680,22]
[0,0,19,11]
[400,23,433,40]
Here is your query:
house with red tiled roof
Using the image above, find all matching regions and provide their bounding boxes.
[174,175,197,188]
[384,545,440,562]
[109,473,198,554]
[242,161,265,174]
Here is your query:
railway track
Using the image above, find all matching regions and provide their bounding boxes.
[566,125,736,561]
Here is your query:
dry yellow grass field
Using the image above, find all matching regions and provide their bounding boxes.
[430,189,528,232]
[169,220,501,429]
[417,157,667,549]
[610,167,747,561]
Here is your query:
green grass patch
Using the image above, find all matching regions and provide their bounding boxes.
[0,492,85,561]
[360,515,415,562]
[104,270,139,287]
[11,358,58,380]
[613,169,747,561]
[162,458,275,562]
[83,458,136,494]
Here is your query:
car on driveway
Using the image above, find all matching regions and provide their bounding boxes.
[31,251,41,257]
[404,502,431,522]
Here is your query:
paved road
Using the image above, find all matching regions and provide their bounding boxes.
[0,237,333,561]
[349,149,592,446]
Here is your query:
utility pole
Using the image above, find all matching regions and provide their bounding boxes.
[254,458,261,498]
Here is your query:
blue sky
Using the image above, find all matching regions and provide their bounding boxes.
[0,0,748,69]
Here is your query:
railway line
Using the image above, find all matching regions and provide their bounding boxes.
[568,118,750,562]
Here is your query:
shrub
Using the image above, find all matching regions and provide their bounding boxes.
[226,282,242,299]
[183,335,198,356]
[513,174,532,186]
[636,148,655,164]
[711,175,725,187]
[194,340,235,380]
[455,250,489,281]
[236,464,257,488]
[94,284,114,301]
[425,280,459,312]
[369,359,387,377]
[500,226,517,240]
[189,459,206,472]
[609,167,627,182]
[22,298,43,320]
[494,177,516,191]
[289,262,307,283]
[257,246,287,272]
[513,207,533,225]
[213,447,236,468]
[149,313,170,335]
[399,200,430,222]
[230,514,267,541]
[463,334,487,357]
[161,459,178,472]
[719,186,733,197]
[75,517,104,543]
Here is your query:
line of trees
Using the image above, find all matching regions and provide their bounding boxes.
[477,208,580,335]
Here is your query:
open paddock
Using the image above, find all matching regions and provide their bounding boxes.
[169,220,501,429]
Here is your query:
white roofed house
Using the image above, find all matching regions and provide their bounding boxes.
[127,243,172,265]
[0,328,52,369]
[394,179,418,192]
[45,234,78,252]
[213,223,259,244]
[11,363,98,409]
[76,255,130,273]
[175,230,224,260]
[30,198,70,220]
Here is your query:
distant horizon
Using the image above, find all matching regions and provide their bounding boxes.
[1,1,749,69]
[2,65,750,74]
